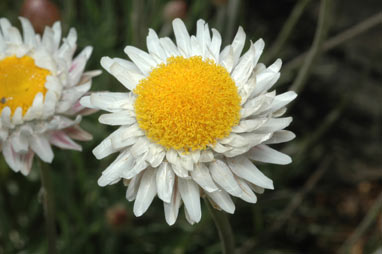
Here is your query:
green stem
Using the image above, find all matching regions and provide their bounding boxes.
[38,160,57,254]
[289,0,331,93]
[264,0,312,64]
[205,199,235,254]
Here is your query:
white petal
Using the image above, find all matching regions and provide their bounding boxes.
[93,137,115,159]
[89,92,133,112]
[255,117,292,133]
[69,46,92,86]
[219,133,249,147]
[191,163,219,192]
[146,144,166,168]
[241,91,275,118]
[122,155,149,179]
[126,172,143,201]
[190,36,202,56]
[111,124,144,150]
[101,57,145,91]
[171,163,189,178]
[223,146,251,158]
[172,18,191,57]
[42,91,57,119]
[210,142,231,153]
[9,131,28,153]
[219,45,234,72]
[147,29,167,60]
[97,151,133,186]
[156,162,175,203]
[268,58,282,72]
[159,37,180,58]
[264,130,296,144]
[227,156,274,189]
[207,190,235,214]
[196,19,208,56]
[50,131,82,151]
[124,46,157,76]
[130,137,149,158]
[98,110,136,126]
[164,188,182,226]
[231,26,246,66]
[199,150,214,162]
[30,135,54,163]
[64,125,93,141]
[1,107,12,128]
[209,160,242,197]
[236,178,257,203]
[23,92,44,121]
[267,91,297,113]
[166,149,178,164]
[250,69,280,97]
[178,153,193,171]
[231,42,256,86]
[133,168,157,216]
[239,132,272,147]
[19,17,36,47]
[209,28,222,62]
[247,144,292,165]
[57,81,91,113]
[2,143,34,175]
[51,21,62,50]
[231,118,268,133]
[178,178,201,223]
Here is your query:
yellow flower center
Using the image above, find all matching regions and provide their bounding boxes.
[0,55,50,115]
[134,56,241,151]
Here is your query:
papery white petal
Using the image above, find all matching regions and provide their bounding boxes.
[247,144,292,165]
[156,162,175,203]
[30,135,53,163]
[133,168,157,216]
[172,18,191,57]
[227,156,274,189]
[209,160,242,197]
[126,172,143,201]
[164,187,182,226]
[191,163,219,192]
[207,190,235,214]
[178,178,201,223]
[264,130,296,144]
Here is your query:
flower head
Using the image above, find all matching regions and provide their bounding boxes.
[0,17,99,175]
[82,18,297,225]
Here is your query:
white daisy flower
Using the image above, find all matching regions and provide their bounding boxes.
[82,18,297,225]
[0,17,99,175]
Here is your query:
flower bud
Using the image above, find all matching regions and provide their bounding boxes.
[106,204,129,230]
[163,0,187,21]
[20,0,61,34]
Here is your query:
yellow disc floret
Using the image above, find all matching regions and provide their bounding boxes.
[0,55,50,115]
[134,56,241,151]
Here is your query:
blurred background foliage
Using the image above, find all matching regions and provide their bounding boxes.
[0,0,381,253]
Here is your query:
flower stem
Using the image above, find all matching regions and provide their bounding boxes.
[205,199,235,254]
[38,160,57,254]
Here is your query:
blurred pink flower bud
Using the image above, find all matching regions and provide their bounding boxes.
[106,204,129,230]
[20,0,61,34]
[163,0,187,21]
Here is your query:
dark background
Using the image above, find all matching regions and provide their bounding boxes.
[0,0,381,253]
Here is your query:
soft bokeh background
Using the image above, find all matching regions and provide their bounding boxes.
[0,0,381,253]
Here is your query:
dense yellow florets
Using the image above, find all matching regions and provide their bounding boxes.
[0,56,50,115]
[134,56,241,151]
